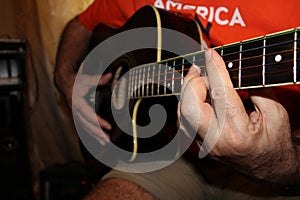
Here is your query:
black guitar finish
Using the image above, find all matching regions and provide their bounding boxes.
[88,6,202,157]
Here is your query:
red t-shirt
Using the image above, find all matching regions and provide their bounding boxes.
[78,0,300,134]
[78,0,299,46]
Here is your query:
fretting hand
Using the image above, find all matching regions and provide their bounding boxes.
[179,48,299,185]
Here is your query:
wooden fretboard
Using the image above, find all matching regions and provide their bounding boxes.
[128,27,300,99]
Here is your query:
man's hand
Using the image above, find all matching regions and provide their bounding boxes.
[71,73,113,146]
[55,17,113,146]
[179,49,299,185]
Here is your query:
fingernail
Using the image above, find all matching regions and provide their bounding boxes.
[189,65,200,74]
[205,49,212,62]
[189,65,197,72]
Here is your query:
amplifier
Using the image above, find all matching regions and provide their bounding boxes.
[0,39,31,199]
[0,39,26,88]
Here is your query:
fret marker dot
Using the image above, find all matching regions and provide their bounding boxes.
[167,83,171,87]
[228,62,233,68]
[275,54,282,62]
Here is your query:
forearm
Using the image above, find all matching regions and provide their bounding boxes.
[54,17,92,100]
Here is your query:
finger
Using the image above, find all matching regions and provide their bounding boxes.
[183,65,212,131]
[187,65,201,78]
[98,72,113,86]
[181,65,202,100]
[76,112,110,145]
[80,99,112,132]
[205,49,248,125]
[188,77,215,134]
[74,99,111,143]
[97,115,112,130]
[180,74,212,133]
[78,101,110,134]
[180,73,218,157]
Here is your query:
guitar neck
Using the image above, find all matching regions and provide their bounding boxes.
[129,27,300,99]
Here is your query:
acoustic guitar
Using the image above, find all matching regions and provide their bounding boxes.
[85,5,299,162]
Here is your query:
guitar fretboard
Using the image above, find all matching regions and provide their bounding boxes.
[128,27,300,99]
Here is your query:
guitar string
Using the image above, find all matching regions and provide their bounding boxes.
[215,38,299,57]
[129,67,298,98]
[129,68,298,98]
[129,45,299,75]
[127,29,299,77]
[128,35,299,96]
[132,66,295,86]
[134,36,300,69]
[129,49,299,83]
[129,61,299,97]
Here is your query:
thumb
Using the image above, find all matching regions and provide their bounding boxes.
[98,73,112,86]
[250,88,288,123]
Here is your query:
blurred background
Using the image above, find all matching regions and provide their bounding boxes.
[0,1,107,199]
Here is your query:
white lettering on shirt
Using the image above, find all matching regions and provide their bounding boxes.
[154,0,165,9]
[229,8,246,27]
[154,0,246,27]
[166,0,183,10]
[215,7,229,25]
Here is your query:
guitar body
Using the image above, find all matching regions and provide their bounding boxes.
[89,6,203,160]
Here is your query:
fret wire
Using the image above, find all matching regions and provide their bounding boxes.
[181,58,184,86]
[152,64,155,96]
[137,67,142,97]
[141,67,144,96]
[157,63,161,95]
[136,68,139,97]
[129,70,134,97]
[139,67,141,98]
[172,60,175,93]
[164,62,167,95]
[136,68,138,97]
[238,43,242,89]
[147,65,150,97]
[127,70,131,97]
[221,46,224,57]
[130,69,133,98]
[262,36,266,86]
[133,69,136,98]
[142,66,146,97]
[133,68,137,98]
[293,30,298,83]
[133,68,135,98]
[144,66,147,96]
[192,55,195,65]
[141,67,144,97]
[142,67,145,95]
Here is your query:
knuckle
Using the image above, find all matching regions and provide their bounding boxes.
[210,87,226,100]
